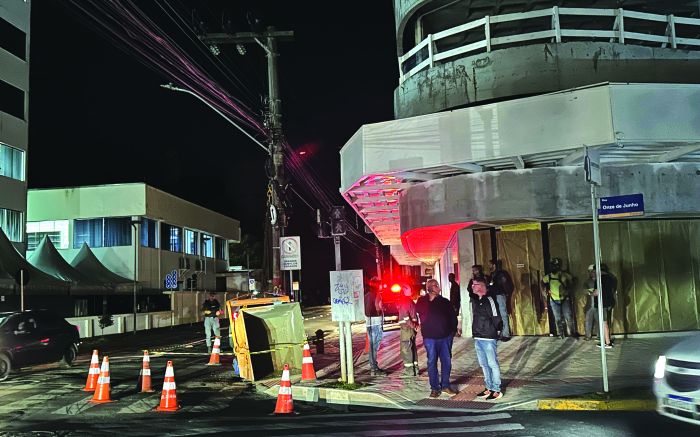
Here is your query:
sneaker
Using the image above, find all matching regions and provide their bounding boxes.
[476,388,491,399]
[486,391,503,400]
[596,343,614,349]
[429,390,441,398]
[442,387,459,396]
[500,336,511,342]
[370,368,388,376]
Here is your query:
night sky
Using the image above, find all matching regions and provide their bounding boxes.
[28,1,398,300]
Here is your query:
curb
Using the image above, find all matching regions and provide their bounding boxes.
[264,384,407,410]
[537,398,656,411]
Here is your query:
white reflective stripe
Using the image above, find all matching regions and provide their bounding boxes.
[487,297,498,317]
[165,367,174,377]
[98,376,110,384]
[101,363,109,372]
[162,382,177,391]
[303,344,310,351]
[91,356,99,363]
[278,386,292,395]
[143,355,150,362]
[141,369,151,376]
[281,370,290,381]
[302,357,314,364]
[89,367,100,374]
[214,339,221,346]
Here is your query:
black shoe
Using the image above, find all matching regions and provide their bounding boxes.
[486,391,503,400]
[370,368,388,376]
[500,336,511,342]
[476,388,491,399]
[429,390,441,398]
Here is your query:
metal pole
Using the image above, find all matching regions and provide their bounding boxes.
[298,269,302,306]
[334,235,347,382]
[345,320,354,384]
[20,269,24,311]
[289,270,293,301]
[591,183,609,392]
[338,320,347,382]
[133,221,138,334]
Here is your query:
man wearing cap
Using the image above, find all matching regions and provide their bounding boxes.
[201,292,222,354]
[584,264,617,348]
[541,258,575,338]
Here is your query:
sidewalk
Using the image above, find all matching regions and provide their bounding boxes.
[261,327,693,412]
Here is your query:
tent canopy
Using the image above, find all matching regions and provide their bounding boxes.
[70,243,133,285]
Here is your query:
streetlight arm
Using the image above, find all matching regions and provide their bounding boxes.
[160,83,270,155]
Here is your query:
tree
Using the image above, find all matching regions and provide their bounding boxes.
[98,313,114,335]
[229,234,263,268]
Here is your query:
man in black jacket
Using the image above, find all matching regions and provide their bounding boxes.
[488,259,514,341]
[471,277,504,400]
[416,279,459,398]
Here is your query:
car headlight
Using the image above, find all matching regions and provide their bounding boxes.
[654,355,666,379]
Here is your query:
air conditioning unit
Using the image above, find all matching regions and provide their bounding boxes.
[179,257,191,269]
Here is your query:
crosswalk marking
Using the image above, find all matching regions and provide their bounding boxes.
[292,423,526,436]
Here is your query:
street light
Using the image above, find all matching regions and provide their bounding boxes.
[130,216,140,334]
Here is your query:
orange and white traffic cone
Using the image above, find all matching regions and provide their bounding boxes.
[156,360,180,412]
[90,356,115,403]
[301,343,317,381]
[82,349,100,392]
[206,337,221,366]
[273,363,294,414]
[140,350,155,393]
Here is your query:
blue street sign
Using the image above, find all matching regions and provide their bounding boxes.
[164,270,178,290]
[598,193,644,218]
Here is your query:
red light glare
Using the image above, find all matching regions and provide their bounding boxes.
[390,284,402,293]
[299,151,307,155]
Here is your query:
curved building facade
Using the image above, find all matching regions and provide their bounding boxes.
[340,1,700,335]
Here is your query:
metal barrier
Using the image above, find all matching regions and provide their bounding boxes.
[399,7,700,84]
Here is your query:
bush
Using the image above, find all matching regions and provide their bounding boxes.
[98,314,114,334]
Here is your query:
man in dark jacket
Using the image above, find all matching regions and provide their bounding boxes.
[416,279,459,398]
[448,273,460,314]
[488,259,514,341]
[467,265,490,302]
[397,284,418,377]
[365,277,385,376]
[471,277,504,400]
[584,264,617,348]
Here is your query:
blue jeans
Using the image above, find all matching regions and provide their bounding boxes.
[475,338,501,392]
[549,298,574,336]
[367,324,383,370]
[496,294,510,338]
[423,336,452,391]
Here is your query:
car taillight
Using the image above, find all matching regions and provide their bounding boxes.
[390,283,402,293]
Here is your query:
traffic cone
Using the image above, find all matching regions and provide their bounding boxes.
[82,349,100,392]
[90,356,115,403]
[273,364,294,414]
[301,343,317,381]
[140,350,155,393]
[364,332,370,353]
[206,337,221,366]
[156,360,180,412]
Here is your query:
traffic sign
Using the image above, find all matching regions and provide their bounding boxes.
[280,236,301,270]
[598,193,644,219]
[164,270,178,289]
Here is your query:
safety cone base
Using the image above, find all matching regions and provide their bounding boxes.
[155,404,180,412]
[205,362,222,366]
[89,398,116,404]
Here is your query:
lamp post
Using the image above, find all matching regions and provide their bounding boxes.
[130,217,140,334]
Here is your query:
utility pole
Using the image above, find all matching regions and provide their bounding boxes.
[200,27,293,294]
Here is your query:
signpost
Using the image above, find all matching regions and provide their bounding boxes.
[330,269,365,384]
[280,236,301,300]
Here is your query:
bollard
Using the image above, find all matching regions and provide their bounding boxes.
[314,329,325,355]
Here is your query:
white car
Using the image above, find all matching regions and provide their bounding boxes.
[654,334,700,425]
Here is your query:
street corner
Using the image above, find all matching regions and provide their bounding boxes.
[537,396,657,411]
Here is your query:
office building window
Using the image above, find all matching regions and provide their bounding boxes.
[27,220,69,251]
[161,223,182,252]
[0,208,22,242]
[140,218,158,248]
[200,234,213,258]
[215,237,227,260]
[184,229,198,255]
[0,142,24,181]
[0,16,26,60]
[0,78,24,120]
[73,217,132,248]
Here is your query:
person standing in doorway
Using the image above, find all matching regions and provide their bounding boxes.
[471,277,504,400]
[416,279,459,398]
[541,258,575,338]
[397,284,419,377]
[202,292,222,354]
[467,265,490,302]
[448,273,460,314]
[585,264,617,348]
[365,277,386,376]
[489,259,514,341]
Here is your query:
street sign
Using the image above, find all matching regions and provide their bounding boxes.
[280,236,301,270]
[584,146,601,186]
[598,193,645,219]
[248,278,256,291]
[330,269,365,322]
[164,270,178,289]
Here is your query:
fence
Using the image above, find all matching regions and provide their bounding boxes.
[399,7,700,83]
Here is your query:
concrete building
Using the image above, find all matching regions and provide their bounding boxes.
[27,183,240,293]
[0,0,30,254]
[341,1,700,336]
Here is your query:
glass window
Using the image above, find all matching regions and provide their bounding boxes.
[0,142,24,181]
[26,220,69,251]
[0,78,24,120]
[73,217,131,248]
[140,218,158,248]
[200,234,213,258]
[0,208,22,242]
[215,237,227,260]
[0,16,26,60]
[184,229,198,255]
[161,223,182,252]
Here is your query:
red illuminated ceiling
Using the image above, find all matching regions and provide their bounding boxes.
[400,222,476,264]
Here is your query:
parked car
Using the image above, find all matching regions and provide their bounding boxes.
[653,333,700,425]
[0,309,81,382]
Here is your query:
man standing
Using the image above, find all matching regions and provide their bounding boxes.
[448,273,460,314]
[416,279,459,398]
[541,258,575,338]
[467,265,490,302]
[584,264,617,348]
[365,277,386,376]
[397,284,418,377]
[471,277,504,400]
[488,259,514,341]
[201,292,221,354]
